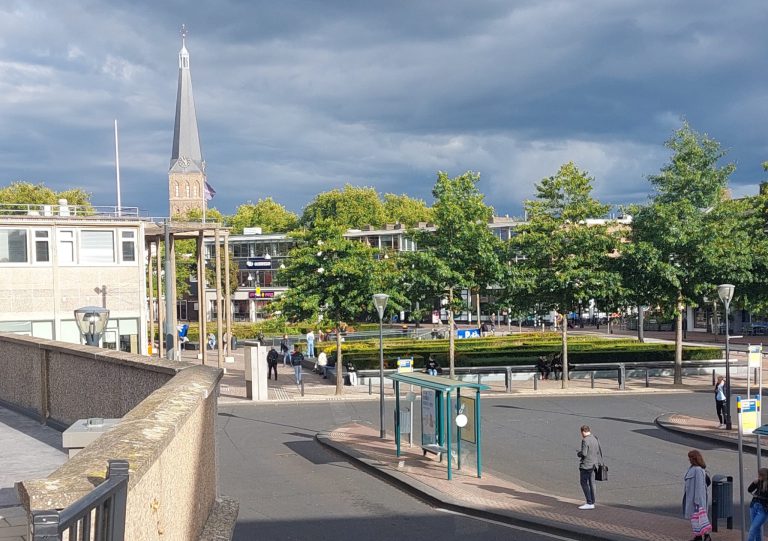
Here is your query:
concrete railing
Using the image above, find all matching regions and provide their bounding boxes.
[0,333,237,541]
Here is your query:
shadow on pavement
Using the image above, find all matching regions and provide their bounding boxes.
[631,428,724,451]
[492,404,656,427]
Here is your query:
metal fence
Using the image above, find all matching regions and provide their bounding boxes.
[31,459,129,541]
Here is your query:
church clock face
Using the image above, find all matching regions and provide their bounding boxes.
[178,156,190,168]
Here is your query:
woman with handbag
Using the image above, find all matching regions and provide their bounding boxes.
[747,468,768,541]
[683,449,712,541]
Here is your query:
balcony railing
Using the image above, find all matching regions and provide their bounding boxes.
[0,203,140,218]
[30,459,129,541]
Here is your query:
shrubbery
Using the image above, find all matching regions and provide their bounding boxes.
[317,335,721,370]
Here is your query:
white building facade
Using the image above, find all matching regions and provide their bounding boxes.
[0,205,148,353]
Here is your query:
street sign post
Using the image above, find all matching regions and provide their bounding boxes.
[738,396,761,540]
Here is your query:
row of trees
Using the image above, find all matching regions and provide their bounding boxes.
[275,122,768,392]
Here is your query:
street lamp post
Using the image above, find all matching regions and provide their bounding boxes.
[373,293,389,439]
[718,284,735,430]
[74,306,110,347]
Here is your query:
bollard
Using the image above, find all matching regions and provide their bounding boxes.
[477,373,482,386]
[712,369,716,386]
[591,371,595,389]
[505,368,511,393]
[369,377,372,395]
[534,372,539,390]
[645,368,650,388]
[619,364,626,390]
[301,380,304,397]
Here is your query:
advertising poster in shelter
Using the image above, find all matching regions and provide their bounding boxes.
[421,389,437,446]
[459,395,476,444]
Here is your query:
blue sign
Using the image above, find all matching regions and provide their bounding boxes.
[457,329,481,339]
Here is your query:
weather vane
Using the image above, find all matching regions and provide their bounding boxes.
[181,24,188,44]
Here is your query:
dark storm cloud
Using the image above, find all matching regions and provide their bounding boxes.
[0,0,765,217]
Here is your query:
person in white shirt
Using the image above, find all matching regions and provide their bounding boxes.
[715,376,727,429]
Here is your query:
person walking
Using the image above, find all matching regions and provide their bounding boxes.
[577,425,599,510]
[715,376,727,429]
[280,334,290,366]
[748,468,768,541]
[306,330,315,358]
[290,344,304,385]
[266,346,279,381]
[683,449,712,541]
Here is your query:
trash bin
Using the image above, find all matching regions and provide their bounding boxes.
[231,336,238,351]
[711,474,733,531]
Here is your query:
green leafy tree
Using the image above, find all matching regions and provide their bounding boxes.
[300,184,387,229]
[276,222,404,394]
[228,198,298,234]
[412,171,503,377]
[383,193,433,226]
[0,181,91,208]
[509,162,621,388]
[631,122,741,384]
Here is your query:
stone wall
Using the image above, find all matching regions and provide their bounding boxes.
[0,333,235,540]
[0,333,180,428]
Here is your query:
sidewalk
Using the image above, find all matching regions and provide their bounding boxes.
[656,412,768,453]
[318,423,740,541]
[177,347,725,404]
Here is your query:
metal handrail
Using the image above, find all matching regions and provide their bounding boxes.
[31,459,129,541]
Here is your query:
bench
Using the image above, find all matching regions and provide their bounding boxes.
[421,444,447,461]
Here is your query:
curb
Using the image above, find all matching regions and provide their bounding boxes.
[655,413,768,455]
[316,431,642,541]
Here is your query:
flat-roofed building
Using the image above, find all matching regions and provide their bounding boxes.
[0,202,148,353]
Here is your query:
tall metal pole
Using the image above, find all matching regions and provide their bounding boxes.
[725,300,732,430]
[737,401,746,541]
[164,222,176,361]
[114,119,121,216]
[379,313,385,438]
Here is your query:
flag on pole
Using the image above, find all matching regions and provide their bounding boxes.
[204,181,216,201]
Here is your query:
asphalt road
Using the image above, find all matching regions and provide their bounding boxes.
[218,389,757,538]
[218,401,564,540]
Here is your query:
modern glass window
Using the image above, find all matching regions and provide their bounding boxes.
[34,230,50,262]
[121,230,136,262]
[0,229,28,263]
[80,230,115,263]
[58,230,75,264]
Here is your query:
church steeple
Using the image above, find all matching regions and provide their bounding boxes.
[169,24,207,217]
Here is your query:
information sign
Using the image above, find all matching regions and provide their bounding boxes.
[421,389,437,446]
[738,395,761,435]
[397,358,414,373]
[457,329,481,339]
[749,345,763,368]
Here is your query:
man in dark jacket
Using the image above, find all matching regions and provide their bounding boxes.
[577,425,599,509]
[280,334,290,366]
[267,346,279,380]
[290,344,304,385]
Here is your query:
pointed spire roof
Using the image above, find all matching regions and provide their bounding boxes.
[170,24,204,173]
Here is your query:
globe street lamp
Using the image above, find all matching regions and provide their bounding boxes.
[373,293,389,438]
[74,306,110,347]
[718,284,735,430]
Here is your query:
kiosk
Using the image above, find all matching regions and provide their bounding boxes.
[386,372,489,480]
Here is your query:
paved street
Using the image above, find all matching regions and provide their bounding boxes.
[218,402,562,540]
[219,388,758,538]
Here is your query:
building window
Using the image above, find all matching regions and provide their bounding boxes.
[34,230,50,263]
[121,231,136,262]
[194,184,198,198]
[58,230,75,264]
[80,230,115,263]
[175,183,179,197]
[0,229,28,263]
[185,183,190,198]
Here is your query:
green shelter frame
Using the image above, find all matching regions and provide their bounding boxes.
[386,372,489,480]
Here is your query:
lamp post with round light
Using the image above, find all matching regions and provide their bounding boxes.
[74,306,110,347]
[718,284,735,430]
[373,293,389,438]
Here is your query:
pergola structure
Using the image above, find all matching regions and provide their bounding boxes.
[144,221,233,368]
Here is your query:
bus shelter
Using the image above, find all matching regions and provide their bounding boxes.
[386,372,489,480]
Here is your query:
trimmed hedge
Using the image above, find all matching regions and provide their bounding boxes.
[319,336,721,370]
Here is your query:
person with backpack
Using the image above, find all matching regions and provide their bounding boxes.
[267,346,279,381]
[747,468,768,541]
[280,334,290,366]
[290,344,304,385]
